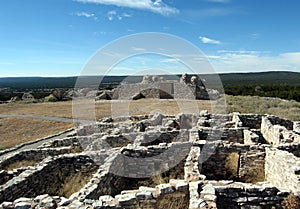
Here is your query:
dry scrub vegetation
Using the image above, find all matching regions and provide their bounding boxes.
[224,152,239,180]
[0,95,299,149]
[2,159,38,171]
[0,117,73,150]
[59,171,94,198]
[282,194,299,209]
[225,95,300,121]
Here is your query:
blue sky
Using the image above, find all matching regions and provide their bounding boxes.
[1,0,300,76]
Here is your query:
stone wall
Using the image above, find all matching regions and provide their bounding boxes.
[294,121,300,133]
[261,116,300,145]
[1,112,299,208]
[200,143,265,183]
[0,147,74,170]
[277,143,300,157]
[268,115,294,130]
[173,82,196,99]
[238,145,265,183]
[236,114,264,129]
[213,181,288,208]
[243,129,266,145]
[0,154,97,202]
[121,142,191,178]
[117,83,160,100]
[265,148,300,194]
[112,80,215,100]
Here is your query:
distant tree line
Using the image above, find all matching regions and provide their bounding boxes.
[224,84,300,102]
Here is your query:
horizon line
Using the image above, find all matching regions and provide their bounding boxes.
[0,70,299,78]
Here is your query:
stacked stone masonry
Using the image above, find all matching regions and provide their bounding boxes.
[0,112,299,208]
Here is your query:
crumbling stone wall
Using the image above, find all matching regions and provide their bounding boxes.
[261,116,300,145]
[243,129,266,145]
[200,143,265,183]
[110,74,217,100]
[265,148,300,194]
[238,145,265,183]
[0,148,73,170]
[0,154,96,202]
[236,114,263,129]
[1,112,299,209]
[214,181,288,208]
[268,115,294,130]
[277,143,300,157]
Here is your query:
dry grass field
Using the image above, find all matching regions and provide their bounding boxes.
[0,117,73,150]
[0,95,299,150]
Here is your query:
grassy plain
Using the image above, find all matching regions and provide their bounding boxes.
[0,95,299,149]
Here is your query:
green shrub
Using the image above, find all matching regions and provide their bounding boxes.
[44,94,57,102]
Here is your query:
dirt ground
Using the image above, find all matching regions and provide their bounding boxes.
[0,117,73,150]
[0,96,299,149]
[0,99,215,149]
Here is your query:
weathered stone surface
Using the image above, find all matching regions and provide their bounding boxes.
[131,92,145,100]
[153,184,175,198]
[14,201,31,209]
[0,112,299,209]
[21,93,35,101]
[95,91,111,100]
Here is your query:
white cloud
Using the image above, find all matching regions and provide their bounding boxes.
[76,0,179,16]
[160,58,179,63]
[218,50,270,55]
[73,12,97,19]
[122,12,132,18]
[107,10,132,20]
[131,47,146,51]
[107,10,117,20]
[199,36,221,44]
[209,51,300,73]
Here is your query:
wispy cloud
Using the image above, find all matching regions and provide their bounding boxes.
[73,12,98,20]
[160,58,179,63]
[107,10,132,20]
[76,0,179,16]
[107,10,117,20]
[122,12,132,18]
[209,51,300,73]
[131,47,146,51]
[199,36,221,44]
[183,7,243,18]
[218,50,270,54]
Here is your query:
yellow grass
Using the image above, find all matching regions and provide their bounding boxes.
[0,96,299,149]
[225,95,300,121]
[0,101,73,118]
[0,117,73,149]
[2,159,38,171]
[59,171,94,198]
[156,192,189,209]
[225,152,239,180]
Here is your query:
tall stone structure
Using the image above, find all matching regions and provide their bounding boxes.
[113,73,219,100]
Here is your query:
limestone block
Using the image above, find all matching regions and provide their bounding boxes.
[153,184,175,198]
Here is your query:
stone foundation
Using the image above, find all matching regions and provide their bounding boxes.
[1,112,299,208]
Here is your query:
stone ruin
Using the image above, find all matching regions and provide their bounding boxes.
[0,112,300,208]
[96,74,220,101]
